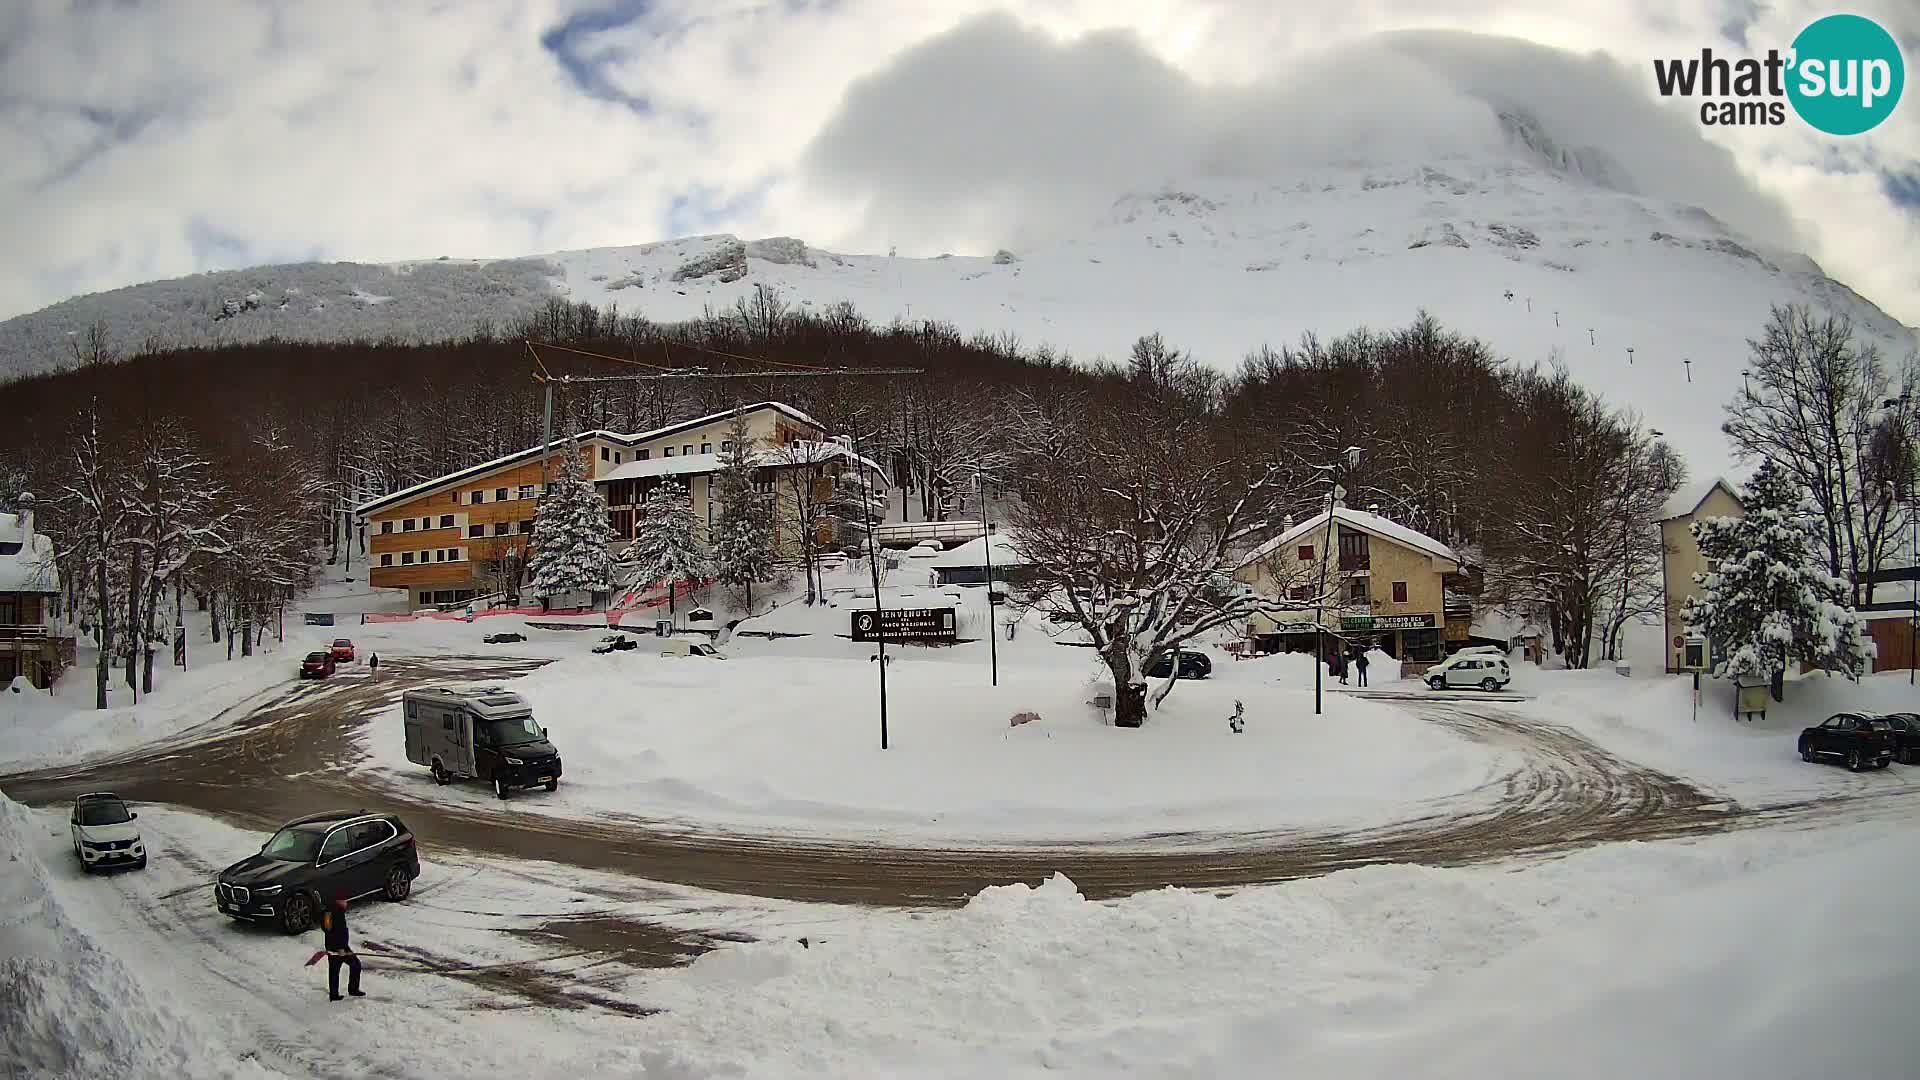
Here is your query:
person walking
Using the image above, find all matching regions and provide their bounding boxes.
[367,652,378,674]
[1354,649,1370,687]
[1332,648,1348,686]
[308,896,364,1001]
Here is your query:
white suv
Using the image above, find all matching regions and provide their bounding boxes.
[70,792,146,873]
[1426,653,1512,692]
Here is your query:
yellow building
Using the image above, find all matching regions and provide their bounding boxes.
[1656,477,1744,673]
[1236,506,1460,668]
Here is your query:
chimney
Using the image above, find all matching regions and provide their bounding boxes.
[15,491,32,540]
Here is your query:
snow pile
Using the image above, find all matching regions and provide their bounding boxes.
[637,822,1918,1077]
[0,794,288,1080]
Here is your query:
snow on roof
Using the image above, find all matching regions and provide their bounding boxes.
[0,512,59,593]
[1239,507,1457,568]
[1657,477,1742,522]
[928,531,1027,568]
[355,402,825,515]
[597,440,886,484]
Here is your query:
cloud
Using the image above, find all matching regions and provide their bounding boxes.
[0,0,1913,329]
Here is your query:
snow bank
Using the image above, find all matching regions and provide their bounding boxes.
[636,821,1918,1077]
[0,794,287,1079]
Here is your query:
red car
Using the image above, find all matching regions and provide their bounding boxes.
[330,638,355,662]
[300,651,336,679]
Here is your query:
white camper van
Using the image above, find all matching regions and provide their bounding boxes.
[402,686,563,800]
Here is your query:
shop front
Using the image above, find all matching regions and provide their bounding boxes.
[1339,612,1443,671]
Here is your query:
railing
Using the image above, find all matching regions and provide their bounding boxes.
[0,624,49,642]
[873,520,985,548]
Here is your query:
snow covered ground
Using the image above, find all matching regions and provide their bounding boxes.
[4,787,1913,1079]
[0,608,325,771]
[351,597,1506,844]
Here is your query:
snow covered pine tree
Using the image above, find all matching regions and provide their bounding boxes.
[628,480,707,622]
[528,445,613,607]
[1682,458,1870,698]
[710,414,776,614]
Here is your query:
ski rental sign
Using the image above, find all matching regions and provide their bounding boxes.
[850,607,957,642]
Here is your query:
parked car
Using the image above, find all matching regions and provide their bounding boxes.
[483,632,527,644]
[1426,653,1512,691]
[1144,650,1212,679]
[70,792,145,873]
[1798,713,1896,771]
[592,634,637,654]
[403,687,562,798]
[300,651,336,679]
[215,811,419,933]
[1882,713,1920,764]
[329,638,355,662]
[660,639,726,659]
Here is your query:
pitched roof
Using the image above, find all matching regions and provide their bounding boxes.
[0,511,60,593]
[354,402,824,515]
[1238,507,1457,569]
[1657,477,1742,522]
[595,440,885,484]
[927,531,1027,568]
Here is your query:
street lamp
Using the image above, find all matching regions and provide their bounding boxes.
[976,468,998,688]
[1312,446,1363,716]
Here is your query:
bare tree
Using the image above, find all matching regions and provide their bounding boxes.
[54,409,124,709]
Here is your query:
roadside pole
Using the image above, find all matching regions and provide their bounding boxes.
[852,410,889,750]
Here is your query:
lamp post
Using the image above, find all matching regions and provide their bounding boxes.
[1312,446,1363,716]
[976,468,998,688]
[851,410,889,750]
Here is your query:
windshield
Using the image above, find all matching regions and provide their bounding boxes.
[261,826,326,862]
[475,714,544,747]
[305,652,327,662]
[77,801,131,826]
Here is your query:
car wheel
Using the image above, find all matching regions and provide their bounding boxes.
[544,778,558,792]
[281,892,316,935]
[1427,677,1444,690]
[1800,741,1816,763]
[384,863,411,901]
[1480,678,1498,691]
[134,855,147,870]
[1847,748,1863,772]
[494,776,510,800]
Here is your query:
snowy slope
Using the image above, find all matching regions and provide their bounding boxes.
[6,157,1914,476]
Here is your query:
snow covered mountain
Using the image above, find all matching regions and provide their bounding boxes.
[5,151,1914,477]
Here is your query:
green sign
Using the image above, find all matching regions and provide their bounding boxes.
[1342,614,1435,631]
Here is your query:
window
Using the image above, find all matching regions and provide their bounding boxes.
[614,452,622,464]
[664,447,675,457]
[637,449,650,460]
[682,444,693,456]
[1391,581,1409,604]
[1296,545,1314,561]
[433,550,445,562]
[439,514,454,529]
[518,520,534,534]
[754,474,774,495]
[493,522,510,536]
[1338,531,1370,571]
[600,447,610,461]
[609,509,634,538]
[519,485,536,500]
[1288,585,1311,601]
[401,551,414,565]
[380,553,393,567]
[318,828,356,864]
[721,440,733,452]
[495,487,508,501]
[402,518,416,532]
[700,442,711,454]
[472,490,485,504]
[1347,578,1369,604]
[380,521,393,534]
[468,524,484,538]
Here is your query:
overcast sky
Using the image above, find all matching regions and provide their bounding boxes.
[2,0,1916,324]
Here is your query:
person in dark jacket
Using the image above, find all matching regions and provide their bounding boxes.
[1354,649,1370,687]
[1330,649,1348,685]
[321,896,363,1000]
[367,652,379,673]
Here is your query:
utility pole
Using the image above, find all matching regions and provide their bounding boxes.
[1627,346,1634,366]
[1313,446,1363,715]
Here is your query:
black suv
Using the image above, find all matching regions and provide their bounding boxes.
[215,810,420,934]
[1882,713,1920,764]
[1798,713,1896,771]
[1145,650,1212,680]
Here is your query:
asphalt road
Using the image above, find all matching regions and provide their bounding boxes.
[6,656,1911,907]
